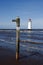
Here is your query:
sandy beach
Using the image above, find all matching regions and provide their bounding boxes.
[0,46,43,65]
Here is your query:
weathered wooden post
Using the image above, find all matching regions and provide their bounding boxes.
[12,17,20,60]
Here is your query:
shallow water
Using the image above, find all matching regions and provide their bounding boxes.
[0,29,43,56]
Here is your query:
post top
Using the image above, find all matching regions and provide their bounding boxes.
[16,16,20,19]
[12,16,20,22]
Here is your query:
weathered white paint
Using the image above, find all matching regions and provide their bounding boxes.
[16,27,20,30]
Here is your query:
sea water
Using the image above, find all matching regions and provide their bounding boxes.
[0,29,43,56]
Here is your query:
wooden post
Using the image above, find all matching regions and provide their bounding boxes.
[12,17,20,60]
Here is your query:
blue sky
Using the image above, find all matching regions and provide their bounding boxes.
[0,0,43,29]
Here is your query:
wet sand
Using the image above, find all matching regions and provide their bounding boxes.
[0,47,43,65]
